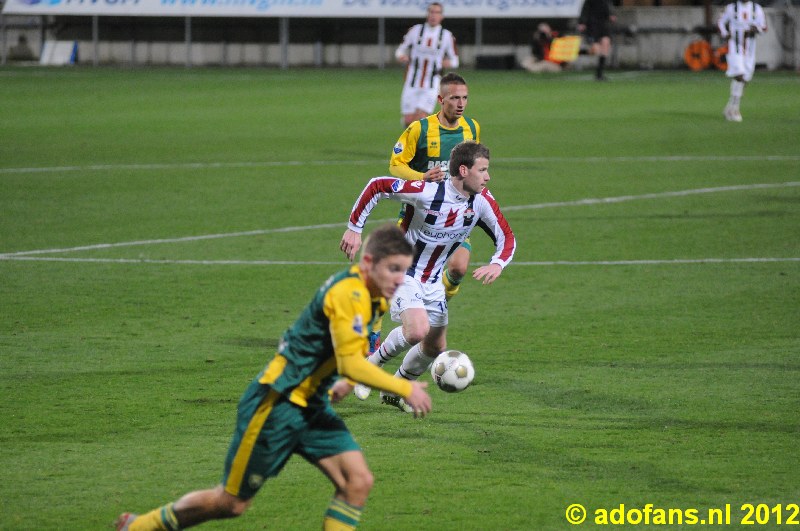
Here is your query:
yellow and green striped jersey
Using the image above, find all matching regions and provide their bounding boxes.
[389,114,480,181]
[258,265,386,407]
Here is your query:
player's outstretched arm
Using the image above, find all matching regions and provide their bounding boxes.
[472,263,503,285]
[340,229,362,262]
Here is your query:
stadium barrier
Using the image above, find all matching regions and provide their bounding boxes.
[1,7,797,69]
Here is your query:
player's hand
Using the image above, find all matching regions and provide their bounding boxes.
[423,166,445,183]
[397,54,410,64]
[405,381,432,418]
[340,229,362,262]
[472,263,503,285]
[329,379,353,403]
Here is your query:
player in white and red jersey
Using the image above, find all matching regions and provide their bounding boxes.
[718,0,767,122]
[395,2,460,127]
[340,141,516,412]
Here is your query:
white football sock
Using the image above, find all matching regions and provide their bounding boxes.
[396,344,436,381]
[367,326,410,367]
[729,79,744,107]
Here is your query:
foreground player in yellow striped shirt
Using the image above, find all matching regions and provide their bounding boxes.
[115,224,431,531]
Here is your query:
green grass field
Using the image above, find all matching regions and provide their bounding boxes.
[1,67,799,530]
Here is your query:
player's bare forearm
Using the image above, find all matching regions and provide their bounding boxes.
[472,263,503,285]
[340,229,362,262]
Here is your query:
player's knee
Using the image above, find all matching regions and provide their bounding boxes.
[346,468,374,500]
[402,321,429,345]
[227,498,251,518]
[214,488,251,518]
[447,262,467,280]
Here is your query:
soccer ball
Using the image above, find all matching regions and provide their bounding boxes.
[430,350,475,393]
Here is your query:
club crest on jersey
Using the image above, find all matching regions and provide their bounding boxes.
[393,142,404,155]
[463,208,475,225]
[352,315,364,334]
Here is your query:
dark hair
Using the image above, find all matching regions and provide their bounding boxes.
[449,140,490,175]
[439,72,467,93]
[363,223,412,262]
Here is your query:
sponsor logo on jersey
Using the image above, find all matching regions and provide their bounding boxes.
[410,181,424,189]
[422,227,468,241]
[391,179,403,192]
[393,142,404,155]
[352,315,364,335]
[427,160,451,179]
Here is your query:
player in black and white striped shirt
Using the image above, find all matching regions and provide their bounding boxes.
[718,0,768,122]
[395,2,460,128]
[340,141,516,413]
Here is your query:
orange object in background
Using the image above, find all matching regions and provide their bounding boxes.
[684,40,712,71]
[712,44,729,71]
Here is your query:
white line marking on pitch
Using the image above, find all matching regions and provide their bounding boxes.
[1,155,798,175]
[1,181,798,260]
[2,256,798,267]
[502,181,800,211]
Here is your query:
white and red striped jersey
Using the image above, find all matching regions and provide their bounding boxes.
[396,23,459,90]
[718,1,767,56]
[348,177,516,286]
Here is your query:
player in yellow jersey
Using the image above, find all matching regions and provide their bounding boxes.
[115,224,431,531]
[361,73,480,399]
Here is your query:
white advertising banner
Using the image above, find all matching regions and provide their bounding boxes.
[2,0,582,18]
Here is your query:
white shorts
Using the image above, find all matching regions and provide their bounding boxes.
[389,275,448,327]
[726,51,756,82]
[400,86,439,115]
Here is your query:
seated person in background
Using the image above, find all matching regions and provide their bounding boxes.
[521,23,563,73]
[9,35,35,61]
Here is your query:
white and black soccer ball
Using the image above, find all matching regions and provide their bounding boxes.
[430,350,475,393]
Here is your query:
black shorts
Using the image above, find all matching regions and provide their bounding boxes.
[585,19,611,41]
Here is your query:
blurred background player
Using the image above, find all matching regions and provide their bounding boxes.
[363,73,479,376]
[578,0,616,81]
[115,224,431,531]
[521,23,563,74]
[718,0,768,122]
[341,141,516,413]
[395,2,460,127]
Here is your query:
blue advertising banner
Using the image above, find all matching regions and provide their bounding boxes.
[2,0,582,18]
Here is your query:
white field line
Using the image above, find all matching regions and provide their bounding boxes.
[0,221,366,257]
[2,256,798,267]
[1,155,799,175]
[1,181,799,265]
[502,181,800,212]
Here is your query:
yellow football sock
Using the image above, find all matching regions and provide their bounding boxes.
[129,504,180,531]
[442,269,461,300]
[323,498,362,530]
